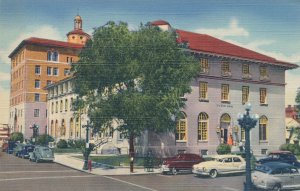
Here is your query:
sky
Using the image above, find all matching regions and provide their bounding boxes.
[0,0,300,124]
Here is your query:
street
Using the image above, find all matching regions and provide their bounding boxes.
[0,152,245,191]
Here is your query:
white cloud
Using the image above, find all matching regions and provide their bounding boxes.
[0,25,63,65]
[0,72,10,82]
[195,18,249,38]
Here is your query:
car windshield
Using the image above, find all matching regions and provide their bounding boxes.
[255,165,271,173]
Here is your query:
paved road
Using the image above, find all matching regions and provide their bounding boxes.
[0,152,245,191]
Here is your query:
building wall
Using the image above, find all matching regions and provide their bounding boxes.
[9,44,80,139]
[136,55,287,157]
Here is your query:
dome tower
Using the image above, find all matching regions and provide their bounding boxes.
[67,15,90,45]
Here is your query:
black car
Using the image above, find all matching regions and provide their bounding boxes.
[257,151,300,167]
[7,140,17,154]
[19,145,35,159]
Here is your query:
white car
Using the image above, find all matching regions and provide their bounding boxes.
[192,154,246,178]
[252,162,300,191]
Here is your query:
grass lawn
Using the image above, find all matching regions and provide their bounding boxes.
[76,155,162,167]
[53,148,82,153]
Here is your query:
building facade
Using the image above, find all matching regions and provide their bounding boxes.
[8,15,89,139]
[135,21,298,157]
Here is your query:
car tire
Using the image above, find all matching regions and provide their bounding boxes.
[272,184,281,191]
[209,169,218,178]
[171,168,178,175]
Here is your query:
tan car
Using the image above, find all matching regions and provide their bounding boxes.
[192,154,246,178]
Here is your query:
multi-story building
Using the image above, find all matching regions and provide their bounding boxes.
[8,15,90,139]
[46,77,129,153]
[0,123,9,145]
[135,20,298,157]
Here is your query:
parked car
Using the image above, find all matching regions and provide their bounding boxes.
[192,154,246,178]
[160,153,204,175]
[1,142,8,152]
[13,143,24,157]
[256,151,300,167]
[29,146,54,163]
[252,162,300,190]
[7,140,17,154]
[19,144,35,159]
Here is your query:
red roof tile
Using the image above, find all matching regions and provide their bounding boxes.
[151,20,170,26]
[9,37,84,58]
[67,29,91,37]
[176,29,297,68]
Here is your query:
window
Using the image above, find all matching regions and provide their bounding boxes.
[198,113,208,141]
[221,84,229,102]
[199,82,208,100]
[242,64,249,75]
[233,157,241,162]
[65,99,68,111]
[34,80,40,88]
[47,67,52,75]
[53,67,58,76]
[47,80,52,86]
[176,113,187,141]
[200,58,209,73]
[60,100,63,112]
[64,69,70,76]
[260,88,267,104]
[241,128,245,141]
[242,86,249,104]
[35,65,41,75]
[34,109,40,117]
[221,61,231,76]
[260,66,269,80]
[70,97,74,111]
[47,51,58,61]
[51,102,54,114]
[259,116,268,141]
[34,93,40,102]
[55,101,58,113]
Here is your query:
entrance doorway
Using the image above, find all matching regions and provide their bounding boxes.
[220,113,231,144]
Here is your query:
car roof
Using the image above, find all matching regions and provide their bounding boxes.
[261,162,294,169]
[213,155,242,159]
[269,150,292,154]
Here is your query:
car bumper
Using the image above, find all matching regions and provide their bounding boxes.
[40,157,54,161]
[160,165,171,172]
[192,169,210,176]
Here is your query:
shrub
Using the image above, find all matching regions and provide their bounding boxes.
[279,143,300,155]
[10,132,24,143]
[36,134,54,146]
[56,139,68,148]
[67,139,75,148]
[279,143,289,151]
[74,139,85,149]
[216,143,231,155]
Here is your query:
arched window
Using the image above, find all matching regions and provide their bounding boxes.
[61,119,65,136]
[176,112,187,141]
[51,120,54,136]
[220,113,231,144]
[259,116,268,141]
[198,113,208,141]
[55,120,58,137]
[70,118,74,137]
[75,117,79,138]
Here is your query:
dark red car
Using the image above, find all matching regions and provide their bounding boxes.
[161,153,204,175]
[1,142,8,152]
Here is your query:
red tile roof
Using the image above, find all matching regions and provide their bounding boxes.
[151,20,170,26]
[9,37,84,58]
[176,29,297,68]
[67,29,91,37]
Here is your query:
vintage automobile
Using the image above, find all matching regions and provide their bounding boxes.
[1,142,8,152]
[192,154,246,178]
[160,153,204,175]
[19,144,35,159]
[13,143,25,157]
[256,151,300,167]
[7,140,17,154]
[29,146,54,163]
[252,162,300,190]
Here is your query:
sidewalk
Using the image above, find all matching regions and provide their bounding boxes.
[54,153,161,176]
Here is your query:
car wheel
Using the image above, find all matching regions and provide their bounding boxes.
[171,168,178,175]
[272,184,281,191]
[209,169,218,178]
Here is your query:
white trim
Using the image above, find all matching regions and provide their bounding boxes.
[26,58,70,65]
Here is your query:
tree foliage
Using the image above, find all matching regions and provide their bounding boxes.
[36,134,54,146]
[72,21,199,138]
[10,132,24,143]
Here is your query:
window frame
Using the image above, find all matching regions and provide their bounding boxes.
[34,80,40,89]
[221,84,230,102]
[198,112,208,141]
[199,81,208,100]
[176,113,187,142]
[260,88,267,105]
[35,65,41,75]
[34,109,40,117]
[200,58,209,74]
[242,86,249,105]
[259,116,268,141]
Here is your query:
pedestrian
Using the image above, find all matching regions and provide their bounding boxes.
[239,141,244,152]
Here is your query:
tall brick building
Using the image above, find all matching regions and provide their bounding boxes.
[8,15,90,139]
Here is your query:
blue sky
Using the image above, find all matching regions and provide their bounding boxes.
[0,0,300,123]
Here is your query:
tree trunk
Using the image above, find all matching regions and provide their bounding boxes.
[129,133,134,173]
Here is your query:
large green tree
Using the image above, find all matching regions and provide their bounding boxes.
[72,21,199,171]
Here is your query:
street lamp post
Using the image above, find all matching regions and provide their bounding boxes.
[30,124,39,145]
[82,121,92,170]
[237,103,259,191]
